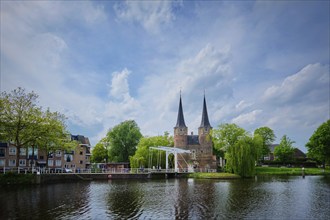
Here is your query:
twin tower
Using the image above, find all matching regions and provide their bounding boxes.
[174,95,216,170]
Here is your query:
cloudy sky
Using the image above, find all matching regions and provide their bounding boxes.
[1,1,329,152]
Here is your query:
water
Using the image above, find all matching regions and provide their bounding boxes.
[0,176,329,219]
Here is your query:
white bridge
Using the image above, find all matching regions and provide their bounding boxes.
[149,146,193,173]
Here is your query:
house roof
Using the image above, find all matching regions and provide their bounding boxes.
[268,144,279,153]
[71,135,90,145]
[199,95,212,128]
[175,95,187,128]
[187,135,200,145]
[294,148,306,158]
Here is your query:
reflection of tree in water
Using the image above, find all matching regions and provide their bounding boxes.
[174,179,216,219]
[1,182,90,219]
[107,181,144,219]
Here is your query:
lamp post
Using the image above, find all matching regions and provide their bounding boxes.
[102,141,110,163]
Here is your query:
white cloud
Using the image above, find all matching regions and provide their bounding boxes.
[235,100,252,112]
[262,63,329,105]
[109,68,131,100]
[232,110,263,125]
[114,1,180,33]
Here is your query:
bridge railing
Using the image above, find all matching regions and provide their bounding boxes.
[1,166,217,174]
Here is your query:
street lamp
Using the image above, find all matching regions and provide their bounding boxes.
[102,141,110,163]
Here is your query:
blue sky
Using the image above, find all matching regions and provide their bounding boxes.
[1,1,329,152]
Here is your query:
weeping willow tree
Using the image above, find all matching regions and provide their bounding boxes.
[213,123,262,178]
[225,135,262,177]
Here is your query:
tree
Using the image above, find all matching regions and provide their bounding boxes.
[91,138,108,163]
[0,87,75,167]
[106,120,142,162]
[130,132,174,169]
[274,135,295,164]
[254,127,276,161]
[225,135,261,177]
[212,123,261,177]
[36,109,76,167]
[0,87,41,167]
[306,120,330,167]
[212,123,247,151]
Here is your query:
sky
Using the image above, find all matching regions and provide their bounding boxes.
[1,0,329,152]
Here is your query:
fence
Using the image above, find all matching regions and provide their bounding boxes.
[1,166,217,174]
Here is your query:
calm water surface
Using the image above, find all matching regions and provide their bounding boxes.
[0,176,329,219]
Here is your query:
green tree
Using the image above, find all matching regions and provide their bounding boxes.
[254,127,276,161]
[0,87,41,167]
[225,135,261,177]
[130,133,174,169]
[306,120,330,167]
[91,138,108,163]
[212,123,247,151]
[106,120,142,162]
[36,109,76,167]
[212,123,261,177]
[274,135,295,164]
[0,87,75,167]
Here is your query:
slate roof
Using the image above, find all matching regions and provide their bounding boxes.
[175,95,187,128]
[71,135,90,145]
[268,144,279,153]
[199,95,211,128]
[187,135,200,145]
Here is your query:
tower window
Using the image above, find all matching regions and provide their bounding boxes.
[192,150,196,160]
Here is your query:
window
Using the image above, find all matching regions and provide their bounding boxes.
[192,150,196,160]
[65,154,73,162]
[9,147,16,155]
[79,160,83,164]
[80,151,83,155]
[0,159,5,166]
[48,160,54,166]
[20,148,26,156]
[55,150,62,157]
[0,149,5,157]
[9,159,16,166]
[39,156,44,160]
[19,159,26,166]
[55,160,61,167]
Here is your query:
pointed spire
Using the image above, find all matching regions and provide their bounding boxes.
[200,95,211,128]
[175,94,187,128]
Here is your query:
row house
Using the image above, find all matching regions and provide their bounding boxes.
[0,134,91,172]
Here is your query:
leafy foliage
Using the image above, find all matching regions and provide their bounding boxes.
[212,123,247,151]
[130,133,173,168]
[91,138,108,163]
[306,120,330,166]
[274,135,295,163]
[106,120,142,162]
[212,123,262,177]
[0,87,74,167]
[254,127,276,160]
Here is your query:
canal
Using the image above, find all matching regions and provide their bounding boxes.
[0,175,329,219]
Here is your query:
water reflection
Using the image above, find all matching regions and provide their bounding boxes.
[0,176,329,219]
[106,180,144,219]
[0,182,90,219]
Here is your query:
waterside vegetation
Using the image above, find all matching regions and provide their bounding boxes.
[255,166,330,176]
[188,172,240,179]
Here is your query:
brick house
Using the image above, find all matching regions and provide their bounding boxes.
[0,134,91,172]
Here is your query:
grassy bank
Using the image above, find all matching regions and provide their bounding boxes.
[255,166,330,175]
[188,172,240,179]
[0,173,36,185]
